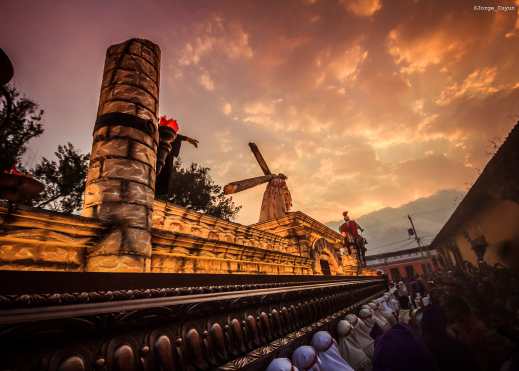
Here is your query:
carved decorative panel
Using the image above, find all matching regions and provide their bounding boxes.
[0,271,385,370]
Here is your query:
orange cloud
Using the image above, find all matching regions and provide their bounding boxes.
[5,0,519,225]
[341,0,382,17]
[387,28,465,74]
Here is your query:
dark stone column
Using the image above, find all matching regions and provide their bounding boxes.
[82,39,160,272]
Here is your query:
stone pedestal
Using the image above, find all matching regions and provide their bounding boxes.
[82,38,160,272]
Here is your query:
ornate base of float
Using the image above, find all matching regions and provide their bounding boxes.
[0,270,385,371]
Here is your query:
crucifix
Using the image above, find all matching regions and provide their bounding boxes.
[224,143,292,223]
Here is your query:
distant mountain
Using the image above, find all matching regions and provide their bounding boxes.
[326,189,464,256]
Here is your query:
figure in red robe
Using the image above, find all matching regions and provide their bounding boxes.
[155,116,198,197]
[339,211,367,267]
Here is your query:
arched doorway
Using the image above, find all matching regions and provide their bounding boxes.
[320,259,331,275]
[312,237,341,275]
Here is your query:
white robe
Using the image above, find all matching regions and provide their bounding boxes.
[380,300,397,326]
[311,331,354,371]
[369,303,391,331]
[337,320,373,369]
[344,315,374,358]
[338,336,373,371]
[267,358,299,371]
[390,298,400,312]
[292,346,321,371]
[356,318,372,337]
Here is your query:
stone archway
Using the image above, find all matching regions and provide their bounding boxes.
[311,237,341,275]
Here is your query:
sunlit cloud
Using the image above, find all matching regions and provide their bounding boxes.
[178,16,253,67]
[222,102,232,115]
[4,0,518,225]
[199,70,215,91]
[340,0,382,17]
[387,28,465,74]
[435,67,498,106]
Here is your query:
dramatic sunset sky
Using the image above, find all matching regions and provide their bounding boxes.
[2,0,519,227]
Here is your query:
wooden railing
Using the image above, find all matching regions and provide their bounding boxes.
[0,271,386,371]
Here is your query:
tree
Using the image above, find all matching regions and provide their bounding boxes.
[156,158,241,221]
[0,85,89,213]
[31,143,90,214]
[0,85,44,172]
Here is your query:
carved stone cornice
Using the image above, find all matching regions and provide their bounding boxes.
[0,203,105,271]
[151,228,313,275]
[152,201,293,252]
[252,211,344,245]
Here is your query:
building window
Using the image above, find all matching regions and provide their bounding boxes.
[405,265,415,278]
[390,268,401,282]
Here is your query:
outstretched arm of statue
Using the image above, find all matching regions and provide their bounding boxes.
[177,134,199,148]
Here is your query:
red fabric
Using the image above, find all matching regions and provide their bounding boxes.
[159,116,179,133]
[4,166,22,176]
[340,220,360,238]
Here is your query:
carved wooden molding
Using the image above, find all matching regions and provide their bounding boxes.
[0,275,386,371]
[218,291,383,371]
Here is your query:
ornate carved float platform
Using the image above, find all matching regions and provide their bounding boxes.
[0,271,385,371]
[0,201,367,276]
[0,38,380,370]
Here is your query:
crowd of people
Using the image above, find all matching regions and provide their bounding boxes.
[266,264,519,371]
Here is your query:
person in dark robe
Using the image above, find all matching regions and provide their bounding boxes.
[444,295,514,371]
[155,117,198,197]
[421,299,482,371]
[372,323,437,371]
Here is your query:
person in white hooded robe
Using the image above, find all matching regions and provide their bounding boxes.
[292,346,321,371]
[359,308,384,340]
[390,295,400,315]
[368,302,391,331]
[311,331,354,371]
[345,314,375,358]
[337,320,373,371]
[379,295,397,326]
[267,358,299,371]
[345,314,371,338]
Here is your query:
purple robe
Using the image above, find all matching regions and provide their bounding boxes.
[373,324,436,371]
[421,304,481,371]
